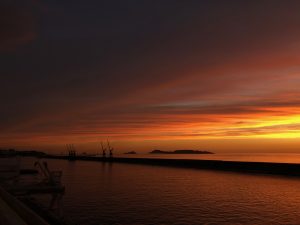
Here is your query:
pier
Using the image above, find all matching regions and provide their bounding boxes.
[0,186,50,225]
[0,154,66,225]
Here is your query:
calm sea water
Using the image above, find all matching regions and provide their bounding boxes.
[20,155,300,225]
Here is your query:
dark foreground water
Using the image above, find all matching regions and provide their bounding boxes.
[22,157,300,225]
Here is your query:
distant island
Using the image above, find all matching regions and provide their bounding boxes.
[124,151,137,154]
[149,150,214,154]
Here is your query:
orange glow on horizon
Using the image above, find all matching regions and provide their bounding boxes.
[3,105,300,153]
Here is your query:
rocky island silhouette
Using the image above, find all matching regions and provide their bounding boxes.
[149,150,214,154]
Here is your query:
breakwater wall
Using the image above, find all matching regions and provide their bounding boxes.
[43,155,300,176]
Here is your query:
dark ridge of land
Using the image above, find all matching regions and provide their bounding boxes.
[42,155,300,177]
[150,149,213,154]
[0,149,46,157]
[124,151,137,154]
[16,150,47,157]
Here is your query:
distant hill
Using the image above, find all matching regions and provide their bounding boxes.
[16,150,47,157]
[0,149,47,157]
[124,151,137,154]
[149,150,213,154]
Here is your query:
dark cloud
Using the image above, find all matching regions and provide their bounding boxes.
[2,1,300,150]
[0,1,41,52]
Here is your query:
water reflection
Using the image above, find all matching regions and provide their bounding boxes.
[20,158,300,225]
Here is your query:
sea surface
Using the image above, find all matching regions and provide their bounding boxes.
[20,155,300,225]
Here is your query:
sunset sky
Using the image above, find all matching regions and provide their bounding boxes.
[2,1,300,153]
